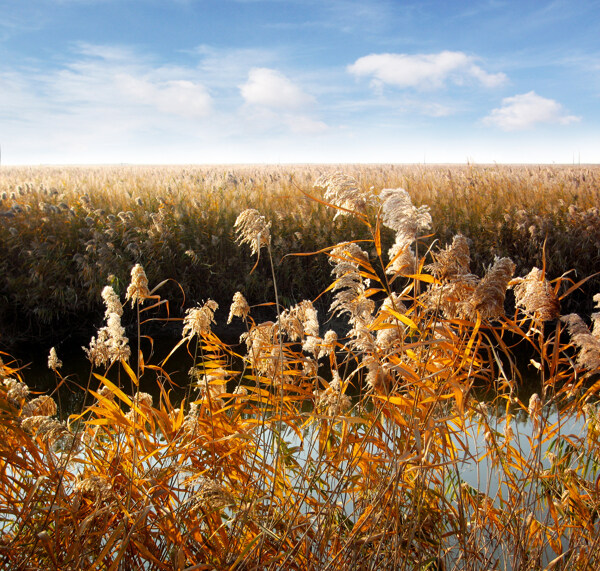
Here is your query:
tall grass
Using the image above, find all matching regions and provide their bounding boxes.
[1,164,600,347]
[1,172,600,569]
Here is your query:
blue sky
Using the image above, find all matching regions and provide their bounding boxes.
[0,0,598,164]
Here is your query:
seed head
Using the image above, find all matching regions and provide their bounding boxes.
[47,347,63,371]
[314,172,376,219]
[101,285,123,318]
[125,264,150,307]
[380,187,432,239]
[468,257,515,320]
[317,373,351,416]
[183,300,218,338]
[512,267,560,321]
[4,378,29,406]
[227,291,250,324]
[561,313,600,371]
[188,477,234,512]
[84,311,130,367]
[234,209,271,257]
[428,234,471,282]
[22,396,57,418]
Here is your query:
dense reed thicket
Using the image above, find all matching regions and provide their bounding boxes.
[1,164,599,349]
[1,172,600,569]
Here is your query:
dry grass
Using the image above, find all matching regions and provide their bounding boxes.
[1,164,600,345]
[1,168,600,569]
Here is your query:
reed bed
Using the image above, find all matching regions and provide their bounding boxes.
[1,164,600,347]
[1,172,600,569]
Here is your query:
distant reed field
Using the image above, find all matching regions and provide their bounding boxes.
[1,169,600,569]
[1,164,600,347]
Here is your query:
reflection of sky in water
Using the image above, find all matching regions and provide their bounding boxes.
[455,403,586,497]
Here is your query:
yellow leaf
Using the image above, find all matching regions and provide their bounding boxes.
[404,273,438,284]
[121,358,139,387]
[382,307,419,331]
[93,374,133,407]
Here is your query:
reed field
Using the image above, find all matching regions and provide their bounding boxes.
[1,164,600,346]
[1,166,600,569]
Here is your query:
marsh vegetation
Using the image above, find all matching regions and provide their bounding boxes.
[1,166,600,569]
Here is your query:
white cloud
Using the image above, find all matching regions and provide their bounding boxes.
[483,91,580,130]
[239,67,327,135]
[348,51,507,90]
[240,67,314,110]
[116,76,212,118]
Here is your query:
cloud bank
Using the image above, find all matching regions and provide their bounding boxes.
[348,51,507,90]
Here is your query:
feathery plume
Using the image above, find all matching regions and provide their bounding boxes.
[365,361,391,394]
[190,368,228,403]
[329,243,374,322]
[233,385,248,397]
[234,209,271,257]
[227,291,250,324]
[316,372,351,416]
[241,322,276,375]
[468,257,515,320]
[512,267,560,321]
[125,264,150,308]
[528,393,542,434]
[561,313,600,371]
[317,330,338,359]
[47,347,62,371]
[4,378,29,406]
[21,396,57,418]
[277,300,319,341]
[21,416,69,447]
[188,477,234,512]
[183,300,219,338]
[380,188,432,238]
[427,234,471,282]
[386,235,416,276]
[75,474,113,501]
[590,293,600,338]
[101,285,123,318]
[314,172,375,219]
[302,335,321,357]
[374,294,407,352]
[84,311,131,367]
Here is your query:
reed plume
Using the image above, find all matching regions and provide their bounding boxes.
[182,300,219,338]
[316,372,351,416]
[380,188,431,276]
[380,187,432,238]
[234,208,271,257]
[277,299,319,341]
[241,321,276,375]
[21,395,57,418]
[84,310,130,367]
[427,234,471,281]
[125,263,150,307]
[329,242,374,322]
[512,267,560,321]
[425,235,479,319]
[47,347,62,371]
[314,172,375,219]
[561,313,600,370]
[468,257,515,320]
[227,291,250,324]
